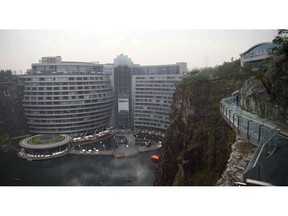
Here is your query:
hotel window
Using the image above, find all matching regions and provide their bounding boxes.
[67,65,77,72]
[78,66,87,72]
[56,65,66,72]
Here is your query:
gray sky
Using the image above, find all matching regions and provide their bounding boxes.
[0,29,277,73]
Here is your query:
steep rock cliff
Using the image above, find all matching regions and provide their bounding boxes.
[240,77,287,121]
[216,136,255,186]
[0,77,27,144]
[154,77,239,186]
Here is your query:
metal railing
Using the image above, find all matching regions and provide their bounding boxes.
[220,97,276,146]
[220,96,288,185]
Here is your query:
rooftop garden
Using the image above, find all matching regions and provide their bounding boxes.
[27,134,65,145]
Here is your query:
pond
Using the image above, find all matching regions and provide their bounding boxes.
[0,150,159,186]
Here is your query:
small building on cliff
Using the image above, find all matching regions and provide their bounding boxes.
[240,42,279,68]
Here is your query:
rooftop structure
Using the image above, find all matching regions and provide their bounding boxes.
[240,42,280,68]
[18,134,72,160]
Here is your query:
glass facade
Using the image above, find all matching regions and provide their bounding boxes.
[31,64,103,75]
[240,42,280,68]
[113,55,133,129]
[133,66,180,75]
[242,43,278,59]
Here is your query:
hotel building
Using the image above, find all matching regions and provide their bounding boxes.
[112,54,186,132]
[132,63,186,132]
[22,55,187,135]
[22,56,113,135]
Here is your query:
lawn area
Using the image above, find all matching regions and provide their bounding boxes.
[27,134,65,145]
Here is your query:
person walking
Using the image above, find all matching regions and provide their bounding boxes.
[236,94,239,106]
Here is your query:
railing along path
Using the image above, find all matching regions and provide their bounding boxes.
[220,97,288,185]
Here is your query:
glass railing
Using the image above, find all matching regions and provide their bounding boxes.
[244,127,279,175]
[220,97,276,146]
[220,96,288,185]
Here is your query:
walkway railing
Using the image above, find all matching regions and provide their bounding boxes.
[220,97,288,185]
[220,97,276,145]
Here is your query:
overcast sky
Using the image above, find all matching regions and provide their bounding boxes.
[0,29,278,73]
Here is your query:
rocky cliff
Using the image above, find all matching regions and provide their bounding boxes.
[216,136,255,186]
[240,77,287,122]
[154,77,240,185]
[0,75,28,146]
[239,32,288,123]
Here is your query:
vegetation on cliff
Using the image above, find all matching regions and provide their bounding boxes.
[243,30,288,121]
[0,70,28,148]
[154,59,250,185]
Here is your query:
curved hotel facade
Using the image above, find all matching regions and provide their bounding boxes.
[22,55,187,135]
[22,56,113,134]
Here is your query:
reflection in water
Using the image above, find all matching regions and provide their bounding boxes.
[0,151,159,186]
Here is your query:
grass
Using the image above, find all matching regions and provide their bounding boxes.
[27,134,65,145]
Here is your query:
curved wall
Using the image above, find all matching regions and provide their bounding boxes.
[22,74,113,134]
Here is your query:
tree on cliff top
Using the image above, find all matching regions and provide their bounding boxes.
[273,29,288,55]
[252,29,288,119]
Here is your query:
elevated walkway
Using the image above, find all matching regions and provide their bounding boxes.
[220,97,288,185]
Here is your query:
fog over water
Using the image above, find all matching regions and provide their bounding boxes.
[0,151,159,186]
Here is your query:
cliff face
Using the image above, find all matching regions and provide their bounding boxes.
[216,136,255,186]
[0,77,27,143]
[240,77,287,121]
[154,77,239,186]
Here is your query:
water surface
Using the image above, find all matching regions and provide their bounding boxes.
[0,150,159,186]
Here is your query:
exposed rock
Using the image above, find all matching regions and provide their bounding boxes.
[216,136,255,186]
[0,77,27,140]
[154,77,238,186]
[240,77,285,120]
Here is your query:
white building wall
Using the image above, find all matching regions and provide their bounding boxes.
[132,74,182,131]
